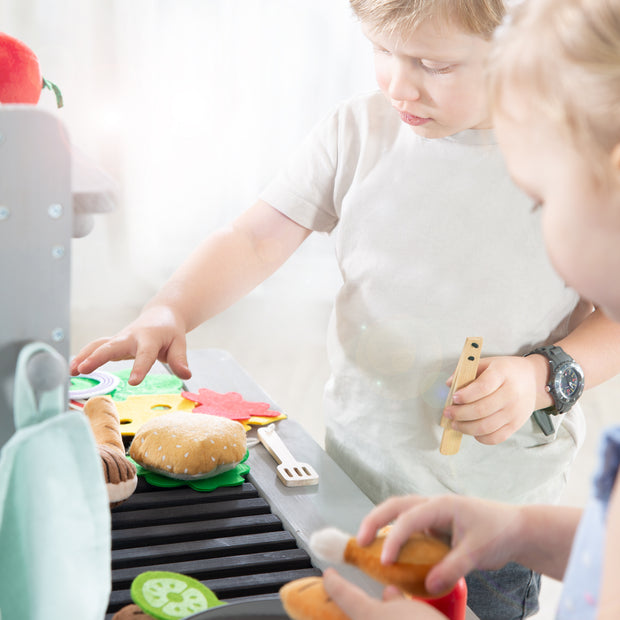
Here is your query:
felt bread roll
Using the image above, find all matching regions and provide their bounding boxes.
[111,604,156,619]
[310,527,450,597]
[129,411,247,480]
[84,395,125,456]
[280,576,349,620]
[84,395,137,507]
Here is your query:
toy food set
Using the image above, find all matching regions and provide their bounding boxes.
[71,372,296,497]
[83,395,137,507]
[70,370,287,437]
[279,527,467,620]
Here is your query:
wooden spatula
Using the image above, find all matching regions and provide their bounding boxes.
[257,424,319,487]
[440,337,483,455]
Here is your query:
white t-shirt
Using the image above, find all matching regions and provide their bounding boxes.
[260,91,584,505]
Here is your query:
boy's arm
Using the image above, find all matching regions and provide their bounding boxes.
[445,305,620,444]
[71,200,311,383]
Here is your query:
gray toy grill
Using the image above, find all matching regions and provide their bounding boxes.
[106,478,320,617]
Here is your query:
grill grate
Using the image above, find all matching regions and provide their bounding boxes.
[106,477,321,618]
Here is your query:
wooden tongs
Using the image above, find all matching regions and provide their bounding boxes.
[439,337,483,455]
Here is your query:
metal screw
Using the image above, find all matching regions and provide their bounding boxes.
[0,206,10,220]
[51,328,65,342]
[51,245,66,259]
[48,203,63,219]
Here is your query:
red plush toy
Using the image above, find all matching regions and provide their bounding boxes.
[0,31,62,106]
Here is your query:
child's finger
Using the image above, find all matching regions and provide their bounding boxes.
[451,363,501,405]
[381,496,456,563]
[357,496,428,546]
[166,338,192,380]
[128,343,161,385]
[76,338,133,376]
[71,338,113,374]
[424,550,471,596]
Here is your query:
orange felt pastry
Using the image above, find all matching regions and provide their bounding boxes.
[310,527,450,598]
[279,576,349,620]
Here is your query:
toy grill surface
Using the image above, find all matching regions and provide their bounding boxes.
[101,349,379,619]
[104,350,478,619]
[106,478,320,617]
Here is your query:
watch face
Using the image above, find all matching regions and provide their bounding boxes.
[555,362,584,402]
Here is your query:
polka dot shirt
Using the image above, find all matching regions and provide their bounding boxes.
[557,425,620,618]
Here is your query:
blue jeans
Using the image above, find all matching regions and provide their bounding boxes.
[466,562,541,620]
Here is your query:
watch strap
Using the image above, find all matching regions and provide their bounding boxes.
[528,345,574,368]
[525,345,583,416]
[532,408,556,435]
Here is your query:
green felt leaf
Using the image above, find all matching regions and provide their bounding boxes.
[69,376,100,391]
[131,571,224,619]
[110,370,184,401]
[128,451,250,492]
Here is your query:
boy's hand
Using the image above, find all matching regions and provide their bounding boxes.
[356,494,522,596]
[69,305,191,385]
[442,355,551,444]
[322,568,445,620]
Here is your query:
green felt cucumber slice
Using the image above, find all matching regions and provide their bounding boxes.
[131,571,224,619]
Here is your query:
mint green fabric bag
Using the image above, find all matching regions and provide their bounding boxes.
[0,342,111,620]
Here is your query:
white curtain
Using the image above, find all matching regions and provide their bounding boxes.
[1,0,376,310]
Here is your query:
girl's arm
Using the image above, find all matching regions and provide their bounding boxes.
[71,200,311,383]
[511,504,582,581]
[358,495,581,594]
[598,475,620,619]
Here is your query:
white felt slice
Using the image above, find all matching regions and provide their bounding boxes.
[309,527,351,563]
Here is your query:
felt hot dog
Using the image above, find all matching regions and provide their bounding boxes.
[83,395,137,508]
[310,527,450,597]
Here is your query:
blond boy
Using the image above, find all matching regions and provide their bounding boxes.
[324,1,620,618]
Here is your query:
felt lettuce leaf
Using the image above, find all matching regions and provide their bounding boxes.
[111,370,184,401]
[128,451,250,492]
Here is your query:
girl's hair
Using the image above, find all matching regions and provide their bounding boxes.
[349,0,506,39]
[490,0,620,178]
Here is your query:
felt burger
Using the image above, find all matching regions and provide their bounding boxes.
[280,527,467,620]
[129,411,247,480]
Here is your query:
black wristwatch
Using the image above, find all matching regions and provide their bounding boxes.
[526,345,585,415]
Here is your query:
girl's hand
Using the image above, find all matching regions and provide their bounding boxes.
[443,355,551,444]
[69,305,191,385]
[357,494,523,596]
[322,569,446,620]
